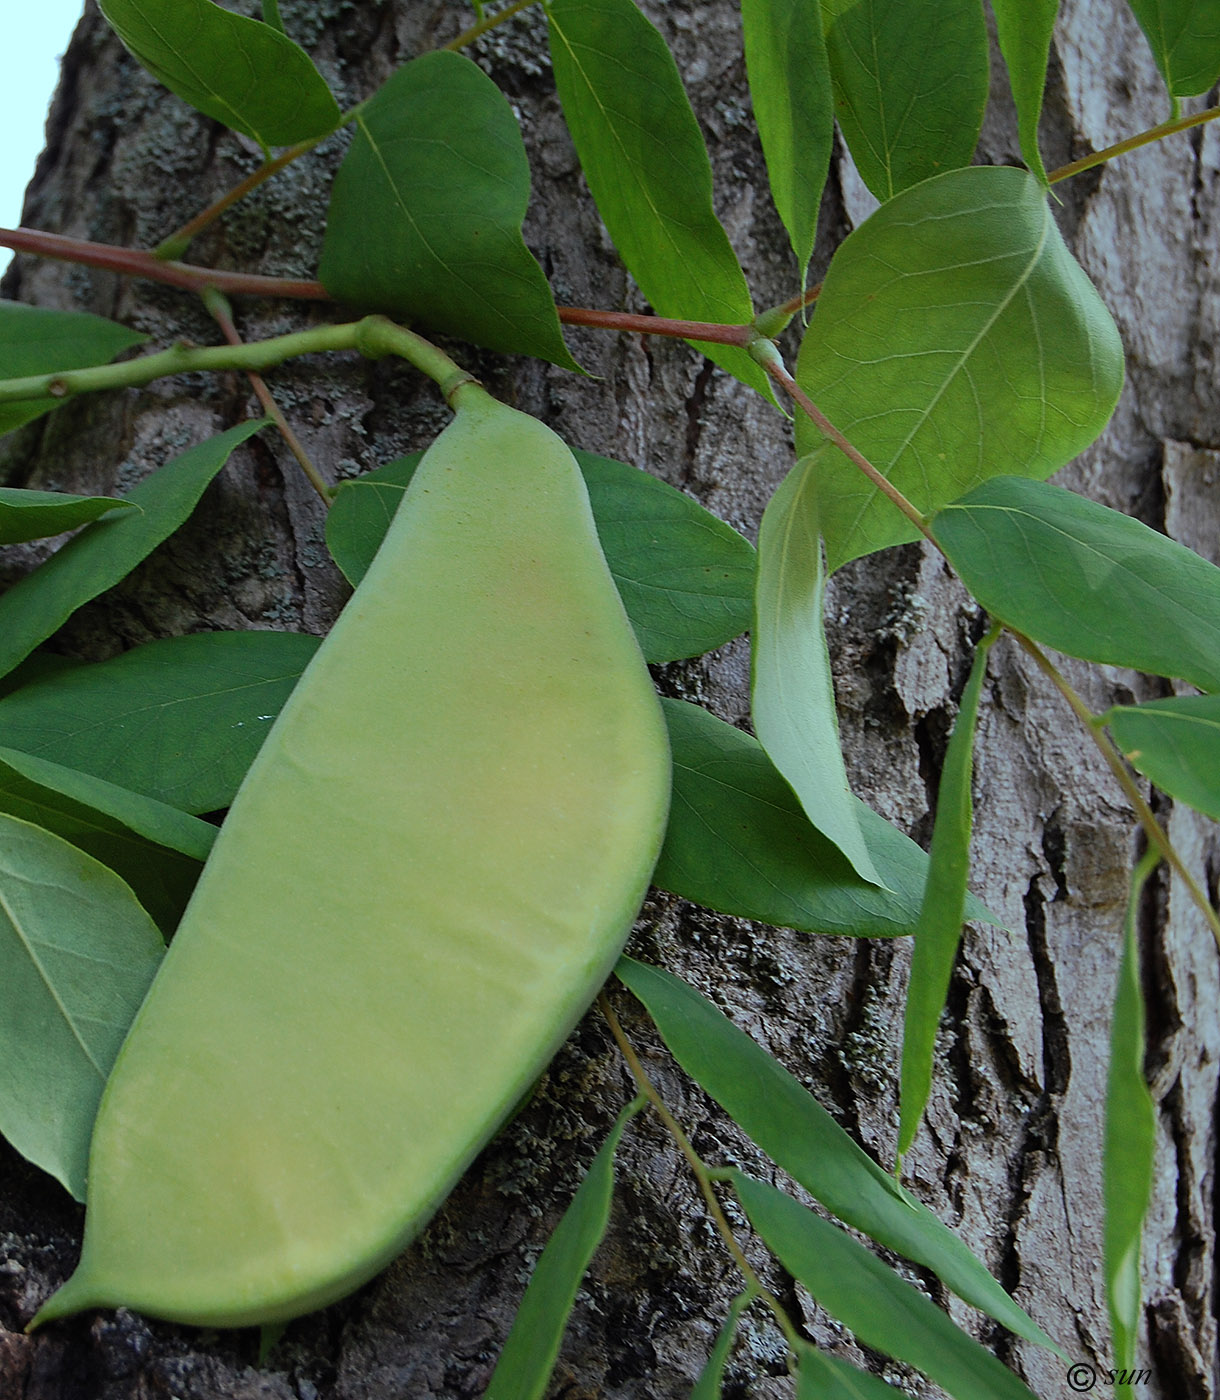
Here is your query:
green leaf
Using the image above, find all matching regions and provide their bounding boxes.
[741,0,833,284]
[0,629,321,815]
[546,0,766,395]
[326,451,756,665]
[690,1293,753,1400]
[795,1346,909,1399]
[1105,695,1220,820]
[1104,850,1158,1392]
[898,631,995,1160]
[97,0,340,149]
[733,1174,1040,1400]
[0,488,137,545]
[931,476,1220,693]
[484,1099,643,1400]
[752,456,879,883]
[319,52,576,369]
[1126,0,1220,103]
[795,166,1124,572]
[0,812,164,1200]
[0,302,147,437]
[657,698,999,937]
[991,0,1060,184]
[0,421,268,683]
[0,745,212,935]
[819,0,989,201]
[615,958,1061,1353]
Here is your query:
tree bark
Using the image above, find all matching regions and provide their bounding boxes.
[0,2,1215,1396]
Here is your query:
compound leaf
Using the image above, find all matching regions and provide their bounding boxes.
[0,488,137,545]
[991,0,1060,183]
[796,1346,909,1399]
[1126,0,1220,102]
[1105,695,1220,819]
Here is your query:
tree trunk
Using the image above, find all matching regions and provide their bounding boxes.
[0,2,1215,1396]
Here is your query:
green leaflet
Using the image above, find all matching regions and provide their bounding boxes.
[991,0,1059,184]
[795,1346,909,1399]
[1126,0,1220,105]
[733,1174,1040,1400]
[0,488,137,545]
[741,0,833,285]
[1104,851,1158,1395]
[0,745,212,935]
[0,630,321,815]
[319,52,576,369]
[931,476,1220,693]
[0,421,268,683]
[98,0,340,150]
[819,0,989,201]
[0,813,164,1200]
[483,1099,643,1400]
[898,630,995,1160]
[795,166,1124,572]
[326,450,756,666]
[752,455,879,883]
[1105,695,1220,820]
[0,301,147,437]
[615,957,1061,1353]
[546,0,766,396]
[691,1293,753,1400]
[657,698,1000,938]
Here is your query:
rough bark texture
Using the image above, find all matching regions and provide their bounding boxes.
[0,2,1216,1397]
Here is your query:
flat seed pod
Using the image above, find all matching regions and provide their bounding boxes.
[33,389,671,1329]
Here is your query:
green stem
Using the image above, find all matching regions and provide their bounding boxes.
[1048,103,1220,185]
[444,0,541,50]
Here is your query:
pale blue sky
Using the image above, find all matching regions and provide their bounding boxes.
[0,2,88,275]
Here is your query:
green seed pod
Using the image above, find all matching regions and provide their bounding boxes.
[31,387,671,1329]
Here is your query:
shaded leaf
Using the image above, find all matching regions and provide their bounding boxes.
[0,813,164,1200]
[546,0,766,394]
[0,301,146,437]
[484,1099,643,1400]
[656,698,999,937]
[1106,695,1220,819]
[796,1346,909,1399]
[319,52,575,368]
[615,958,1060,1353]
[898,631,994,1159]
[691,1293,754,1400]
[326,451,755,665]
[98,0,340,149]
[1126,0,1220,102]
[795,166,1124,571]
[752,456,878,882]
[0,745,213,935]
[0,488,137,545]
[0,630,321,815]
[820,0,989,200]
[0,421,268,683]
[931,476,1220,692]
[1104,850,1158,1391]
[991,0,1060,184]
[734,1173,1041,1400]
[741,0,833,283]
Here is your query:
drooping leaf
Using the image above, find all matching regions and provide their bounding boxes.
[898,631,995,1160]
[931,476,1220,693]
[0,302,147,437]
[733,1174,1041,1400]
[98,0,340,149]
[691,1293,754,1400]
[991,0,1060,184]
[1104,851,1159,1394]
[0,489,138,545]
[615,958,1061,1353]
[319,52,576,369]
[1126,0,1220,103]
[0,421,268,683]
[657,698,999,937]
[752,455,879,883]
[0,629,321,815]
[1105,695,1220,819]
[0,653,81,701]
[741,0,833,284]
[326,451,756,665]
[819,0,990,201]
[484,1099,643,1400]
[0,745,213,935]
[545,0,766,395]
[795,1345,909,1399]
[0,812,164,1200]
[795,166,1124,571]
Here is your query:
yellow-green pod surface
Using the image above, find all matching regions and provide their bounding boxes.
[33,388,670,1329]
